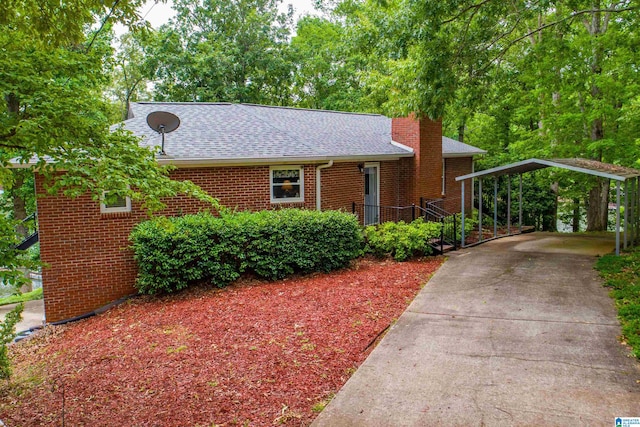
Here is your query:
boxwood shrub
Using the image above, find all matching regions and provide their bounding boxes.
[363,218,442,261]
[129,209,364,294]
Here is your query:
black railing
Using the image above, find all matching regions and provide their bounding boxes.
[14,213,39,250]
[352,202,418,225]
[420,201,458,252]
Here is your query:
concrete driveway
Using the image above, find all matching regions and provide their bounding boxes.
[312,232,640,426]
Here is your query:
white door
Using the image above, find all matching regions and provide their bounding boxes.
[364,163,380,225]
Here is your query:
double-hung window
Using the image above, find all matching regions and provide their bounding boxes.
[270,166,304,203]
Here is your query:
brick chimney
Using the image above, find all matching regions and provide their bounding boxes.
[392,115,443,206]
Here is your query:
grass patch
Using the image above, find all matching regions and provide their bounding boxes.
[595,248,640,358]
[0,288,42,307]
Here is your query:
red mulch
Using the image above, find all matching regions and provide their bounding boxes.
[1,257,442,427]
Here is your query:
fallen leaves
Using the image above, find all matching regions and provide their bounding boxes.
[1,257,442,426]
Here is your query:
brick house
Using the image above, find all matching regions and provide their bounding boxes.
[31,102,485,322]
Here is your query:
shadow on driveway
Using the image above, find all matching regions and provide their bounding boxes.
[313,232,640,426]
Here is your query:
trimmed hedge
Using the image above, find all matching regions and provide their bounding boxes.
[129,209,364,294]
[364,218,442,261]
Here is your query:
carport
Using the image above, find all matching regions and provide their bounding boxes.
[455,158,640,255]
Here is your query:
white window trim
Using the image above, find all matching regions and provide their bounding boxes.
[363,162,380,226]
[270,165,304,204]
[100,191,132,214]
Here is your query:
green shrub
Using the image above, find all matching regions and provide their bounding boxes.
[595,249,640,358]
[443,213,477,240]
[238,209,364,279]
[0,303,23,379]
[364,218,442,261]
[130,209,363,294]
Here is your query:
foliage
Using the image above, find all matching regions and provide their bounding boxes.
[0,0,221,378]
[443,213,476,241]
[107,31,153,121]
[0,288,43,307]
[0,303,23,379]
[363,218,441,261]
[139,0,295,104]
[236,209,364,279]
[474,169,558,231]
[130,210,364,294]
[595,249,640,358]
[290,16,369,112]
[338,0,640,231]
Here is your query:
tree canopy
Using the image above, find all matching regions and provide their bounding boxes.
[0,0,217,377]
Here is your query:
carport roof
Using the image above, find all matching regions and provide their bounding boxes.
[456,158,640,182]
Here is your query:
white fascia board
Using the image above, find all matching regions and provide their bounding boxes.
[10,152,415,169]
[443,152,487,158]
[158,153,414,168]
[390,140,414,153]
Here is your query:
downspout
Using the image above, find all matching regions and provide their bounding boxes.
[316,160,334,211]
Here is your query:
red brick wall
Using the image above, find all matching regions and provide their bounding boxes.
[442,157,474,214]
[35,177,144,324]
[392,116,443,205]
[37,164,320,322]
[320,162,363,212]
[320,161,399,213]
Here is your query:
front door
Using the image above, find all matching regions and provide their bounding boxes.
[364,163,380,225]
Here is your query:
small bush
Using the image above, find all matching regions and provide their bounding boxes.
[237,209,364,280]
[596,249,640,358]
[443,213,477,241]
[130,209,363,294]
[364,218,442,261]
[0,303,23,379]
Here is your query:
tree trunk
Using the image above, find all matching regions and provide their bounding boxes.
[11,172,29,238]
[457,123,465,143]
[572,198,580,232]
[584,3,609,231]
[544,182,559,231]
[586,178,609,231]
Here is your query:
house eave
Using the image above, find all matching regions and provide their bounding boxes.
[443,152,487,159]
[156,153,414,167]
[8,152,415,170]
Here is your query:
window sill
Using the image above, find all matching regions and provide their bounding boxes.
[270,199,304,204]
[100,211,132,219]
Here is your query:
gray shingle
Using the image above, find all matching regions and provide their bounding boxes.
[120,102,484,162]
[442,136,487,157]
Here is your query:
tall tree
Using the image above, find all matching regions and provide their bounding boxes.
[343,0,640,231]
[0,0,215,378]
[142,0,296,104]
[290,16,368,111]
[108,32,153,121]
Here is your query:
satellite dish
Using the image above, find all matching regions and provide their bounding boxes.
[146,111,180,155]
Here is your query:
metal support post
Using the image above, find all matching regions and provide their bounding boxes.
[519,174,523,233]
[479,179,483,242]
[507,175,511,234]
[616,181,621,256]
[494,177,498,238]
[624,180,629,249]
[461,180,466,247]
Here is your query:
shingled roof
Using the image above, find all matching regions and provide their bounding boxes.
[442,136,487,158]
[121,102,484,165]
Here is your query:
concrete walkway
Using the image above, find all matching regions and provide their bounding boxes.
[313,232,640,426]
[0,299,45,333]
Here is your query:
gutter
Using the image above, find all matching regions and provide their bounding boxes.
[316,160,334,211]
